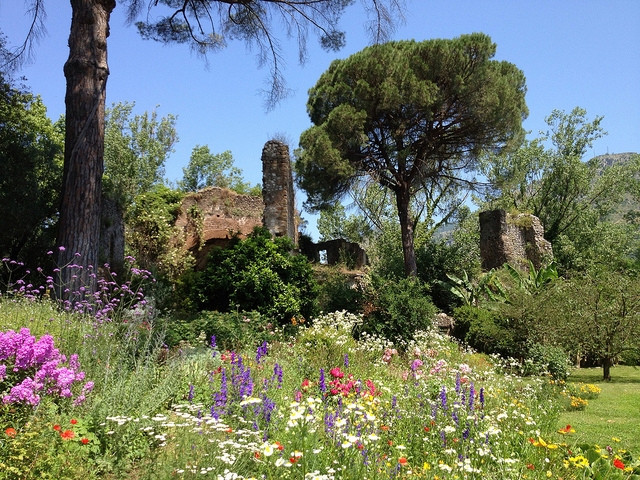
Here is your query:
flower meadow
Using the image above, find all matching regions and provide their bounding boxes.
[1,259,639,479]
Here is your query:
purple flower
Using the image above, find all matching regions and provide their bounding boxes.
[318,368,326,395]
[255,341,268,364]
[440,385,448,411]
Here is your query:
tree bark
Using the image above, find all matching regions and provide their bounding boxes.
[57,0,115,298]
[395,184,417,277]
[602,357,612,382]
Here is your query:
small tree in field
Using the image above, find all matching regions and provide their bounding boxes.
[295,33,528,277]
[552,274,640,381]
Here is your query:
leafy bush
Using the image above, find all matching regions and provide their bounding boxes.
[416,239,479,311]
[165,310,276,351]
[315,267,364,314]
[186,227,318,325]
[358,276,437,345]
[453,305,515,356]
[524,342,571,381]
[125,185,193,282]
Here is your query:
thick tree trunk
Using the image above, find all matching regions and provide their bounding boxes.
[57,0,115,299]
[395,185,417,277]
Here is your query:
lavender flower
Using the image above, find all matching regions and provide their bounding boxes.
[256,341,268,364]
[318,368,326,395]
[440,385,448,412]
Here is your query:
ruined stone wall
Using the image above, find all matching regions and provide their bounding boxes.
[261,140,298,244]
[175,187,264,269]
[479,209,553,271]
[300,238,368,270]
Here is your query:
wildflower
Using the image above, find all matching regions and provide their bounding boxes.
[81,438,90,444]
[557,424,575,434]
[262,444,274,457]
[398,457,408,466]
[53,424,61,431]
[60,429,75,440]
[614,458,625,470]
[5,427,17,438]
[70,419,78,425]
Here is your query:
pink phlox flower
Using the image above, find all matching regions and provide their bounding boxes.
[3,377,42,405]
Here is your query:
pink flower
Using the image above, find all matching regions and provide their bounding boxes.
[329,367,344,379]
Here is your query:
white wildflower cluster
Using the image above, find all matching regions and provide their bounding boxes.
[308,310,363,334]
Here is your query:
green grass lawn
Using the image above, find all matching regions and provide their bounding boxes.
[558,365,640,454]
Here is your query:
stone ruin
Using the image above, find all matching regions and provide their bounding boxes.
[300,238,368,270]
[174,140,299,269]
[175,187,264,270]
[479,209,553,271]
[261,140,298,244]
[98,138,368,271]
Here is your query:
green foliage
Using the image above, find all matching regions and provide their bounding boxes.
[524,342,571,381]
[0,71,63,266]
[504,260,558,294]
[178,146,260,195]
[315,267,364,314]
[165,310,275,351]
[453,305,515,356]
[546,273,640,381]
[437,269,507,308]
[358,276,437,345]
[316,203,374,244]
[187,227,318,325]
[103,101,178,211]
[125,185,194,282]
[296,33,528,276]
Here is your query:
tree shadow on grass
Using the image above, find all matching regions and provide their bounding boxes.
[568,366,640,384]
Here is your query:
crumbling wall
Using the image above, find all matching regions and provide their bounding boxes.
[175,187,264,269]
[300,238,368,269]
[479,209,553,271]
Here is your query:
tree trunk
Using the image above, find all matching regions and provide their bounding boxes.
[57,0,115,299]
[602,357,612,382]
[395,184,417,277]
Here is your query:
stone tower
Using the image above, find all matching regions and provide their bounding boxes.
[479,209,553,271]
[261,140,298,244]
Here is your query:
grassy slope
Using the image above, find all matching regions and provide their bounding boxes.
[558,366,640,453]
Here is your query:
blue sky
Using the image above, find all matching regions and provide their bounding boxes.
[1,1,639,239]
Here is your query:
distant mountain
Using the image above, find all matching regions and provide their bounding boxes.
[591,152,638,173]
[590,152,639,222]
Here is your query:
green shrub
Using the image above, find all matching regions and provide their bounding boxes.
[165,310,275,351]
[186,227,318,325]
[619,349,640,366]
[453,305,515,356]
[316,267,364,314]
[524,342,571,381]
[358,276,437,345]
